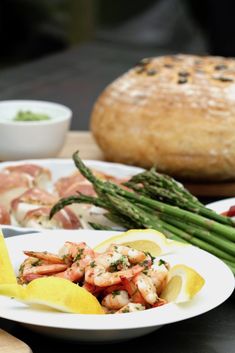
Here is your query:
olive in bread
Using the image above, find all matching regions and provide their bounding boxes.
[90,54,235,181]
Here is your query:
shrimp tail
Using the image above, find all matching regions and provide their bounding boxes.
[152,298,168,307]
[23,250,66,264]
[82,282,104,296]
[121,276,147,306]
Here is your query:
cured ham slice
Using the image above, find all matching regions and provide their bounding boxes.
[4,164,51,189]
[0,172,32,209]
[0,161,130,230]
[22,206,81,230]
[55,170,128,198]
[54,171,96,198]
[53,170,129,229]
[0,204,11,225]
[11,188,58,225]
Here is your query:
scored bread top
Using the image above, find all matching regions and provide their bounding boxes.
[112,54,235,113]
[91,54,235,181]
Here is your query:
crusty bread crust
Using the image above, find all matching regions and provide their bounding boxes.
[90,54,235,181]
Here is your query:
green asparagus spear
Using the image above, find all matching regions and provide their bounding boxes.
[72,151,235,241]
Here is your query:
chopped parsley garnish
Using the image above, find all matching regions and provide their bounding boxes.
[90,261,96,268]
[122,308,130,313]
[109,255,128,272]
[18,263,25,273]
[139,259,149,267]
[31,259,41,267]
[112,290,121,297]
[74,248,84,261]
[158,259,167,266]
[144,251,156,262]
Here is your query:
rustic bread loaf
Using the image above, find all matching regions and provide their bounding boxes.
[90,54,235,181]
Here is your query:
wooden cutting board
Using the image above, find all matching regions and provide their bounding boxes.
[58,131,235,198]
[0,329,31,353]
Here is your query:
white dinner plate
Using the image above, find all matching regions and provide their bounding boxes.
[206,197,235,214]
[0,158,143,232]
[0,230,234,342]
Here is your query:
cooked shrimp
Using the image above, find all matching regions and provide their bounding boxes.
[102,284,125,296]
[19,241,96,283]
[147,262,169,295]
[134,273,158,305]
[58,241,95,263]
[54,256,91,282]
[18,257,68,284]
[18,256,40,279]
[54,242,95,282]
[116,303,145,314]
[101,306,116,314]
[85,264,144,287]
[101,290,130,310]
[108,244,147,264]
[82,282,104,296]
[152,298,168,307]
[23,250,66,264]
[24,263,68,276]
[18,240,170,314]
[95,251,130,270]
[121,276,146,305]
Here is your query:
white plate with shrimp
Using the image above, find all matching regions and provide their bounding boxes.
[0,229,234,342]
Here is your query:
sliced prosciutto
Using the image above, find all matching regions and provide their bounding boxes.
[0,204,11,225]
[54,171,96,198]
[11,188,58,225]
[22,206,81,230]
[55,170,128,198]
[0,172,32,209]
[4,164,51,190]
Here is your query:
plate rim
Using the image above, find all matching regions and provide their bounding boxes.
[206,197,235,211]
[0,229,234,332]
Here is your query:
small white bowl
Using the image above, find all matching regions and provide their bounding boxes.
[0,100,72,160]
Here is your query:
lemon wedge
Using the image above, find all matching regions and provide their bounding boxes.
[0,230,17,284]
[94,229,186,256]
[160,264,205,303]
[0,277,104,314]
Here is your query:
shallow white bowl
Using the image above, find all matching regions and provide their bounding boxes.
[0,100,72,160]
[1,230,234,343]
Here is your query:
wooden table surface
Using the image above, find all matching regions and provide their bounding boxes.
[0,329,31,353]
[58,130,104,160]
